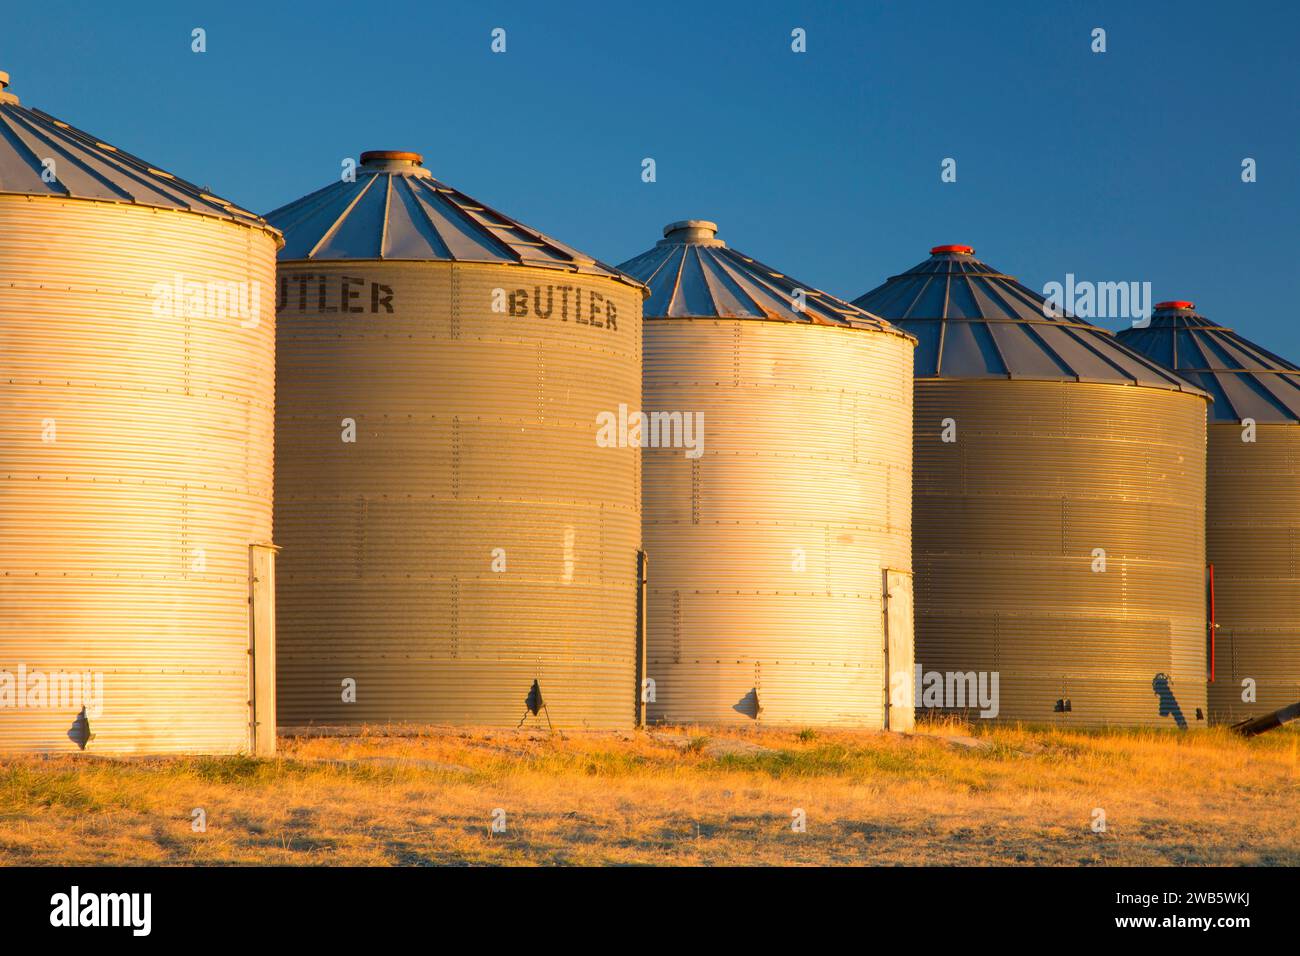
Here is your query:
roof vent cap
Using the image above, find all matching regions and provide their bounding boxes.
[359,150,430,177]
[930,244,974,255]
[1155,300,1196,311]
[660,220,724,247]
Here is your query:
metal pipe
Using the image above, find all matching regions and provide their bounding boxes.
[1208,562,1217,683]
[636,550,648,727]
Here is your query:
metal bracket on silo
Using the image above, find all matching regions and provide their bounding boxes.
[635,550,648,726]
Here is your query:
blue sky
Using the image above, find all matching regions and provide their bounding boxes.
[4,1,1299,353]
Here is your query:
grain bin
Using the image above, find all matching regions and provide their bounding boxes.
[1118,301,1300,723]
[617,221,917,728]
[853,246,1210,728]
[0,72,281,754]
[267,151,645,729]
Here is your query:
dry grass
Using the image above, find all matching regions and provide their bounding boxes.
[1,719,1297,866]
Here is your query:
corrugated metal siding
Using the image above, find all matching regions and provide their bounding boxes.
[643,320,914,727]
[274,261,642,729]
[1207,424,1300,721]
[912,380,1209,728]
[0,195,277,753]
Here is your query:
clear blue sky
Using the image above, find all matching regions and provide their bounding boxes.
[5,1,1299,353]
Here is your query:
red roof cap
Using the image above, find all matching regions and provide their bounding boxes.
[360,150,424,166]
[930,244,974,255]
[1155,300,1195,311]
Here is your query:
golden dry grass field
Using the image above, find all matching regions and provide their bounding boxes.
[1,721,1297,866]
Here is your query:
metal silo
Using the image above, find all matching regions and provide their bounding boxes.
[268,151,645,729]
[853,246,1210,728]
[617,221,917,729]
[1118,301,1300,723]
[0,72,281,754]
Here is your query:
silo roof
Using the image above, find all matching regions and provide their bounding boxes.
[1117,301,1300,423]
[852,245,1205,394]
[617,220,909,334]
[266,150,644,291]
[0,71,276,235]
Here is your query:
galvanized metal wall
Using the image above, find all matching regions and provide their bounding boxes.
[913,380,1208,728]
[643,319,914,727]
[0,195,278,753]
[1207,424,1300,721]
[274,261,643,729]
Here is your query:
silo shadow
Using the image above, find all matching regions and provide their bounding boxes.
[1152,673,1187,729]
[733,689,759,719]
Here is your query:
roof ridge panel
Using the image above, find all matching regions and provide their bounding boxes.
[854,249,1204,393]
[1116,304,1300,421]
[619,227,903,333]
[264,160,640,288]
[0,99,272,232]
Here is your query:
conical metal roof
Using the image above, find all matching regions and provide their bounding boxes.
[852,245,1204,394]
[617,220,906,332]
[1116,301,1300,423]
[265,150,642,289]
[0,71,274,234]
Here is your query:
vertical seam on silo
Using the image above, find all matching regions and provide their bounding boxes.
[1061,498,1067,556]
[994,611,1000,676]
[691,458,701,525]
[450,266,461,340]
[451,416,460,498]
[672,590,681,663]
[732,321,741,386]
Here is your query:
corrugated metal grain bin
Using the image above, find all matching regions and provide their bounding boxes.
[853,246,1210,728]
[1119,301,1300,723]
[617,221,917,728]
[0,72,281,754]
[267,151,645,729]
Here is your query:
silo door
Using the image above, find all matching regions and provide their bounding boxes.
[883,569,915,732]
[248,544,279,756]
